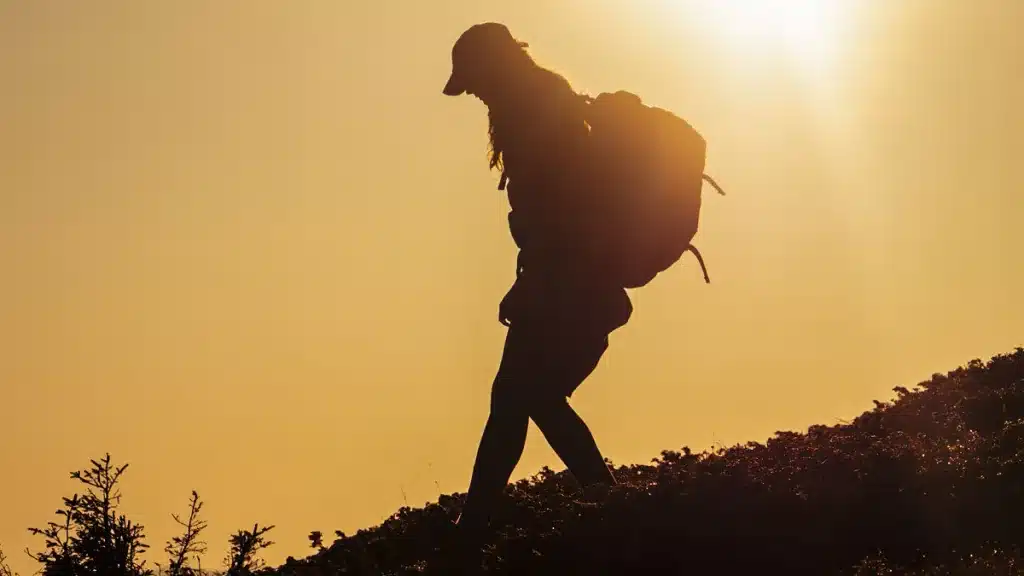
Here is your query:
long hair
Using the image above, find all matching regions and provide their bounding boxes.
[487,106,508,173]
[485,49,583,174]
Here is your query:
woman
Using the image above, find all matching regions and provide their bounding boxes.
[441,22,632,541]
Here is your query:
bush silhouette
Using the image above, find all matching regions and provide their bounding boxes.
[0,544,19,576]
[27,454,153,576]
[24,348,1024,574]
[273,348,1024,575]
[158,490,208,576]
[25,457,274,576]
[225,524,275,576]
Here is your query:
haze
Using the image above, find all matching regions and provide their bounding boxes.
[2,1,1021,572]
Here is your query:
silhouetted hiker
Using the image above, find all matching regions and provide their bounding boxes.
[437,21,724,571]
[441,22,629,540]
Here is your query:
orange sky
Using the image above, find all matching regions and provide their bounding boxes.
[1,1,1021,573]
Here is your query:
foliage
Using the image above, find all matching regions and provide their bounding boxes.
[158,491,208,576]
[23,348,1024,574]
[225,524,275,576]
[268,347,1024,575]
[0,544,19,576]
[24,457,279,576]
[27,454,153,576]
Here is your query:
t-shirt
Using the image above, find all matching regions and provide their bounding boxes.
[494,68,632,334]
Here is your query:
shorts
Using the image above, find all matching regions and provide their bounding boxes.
[493,271,632,400]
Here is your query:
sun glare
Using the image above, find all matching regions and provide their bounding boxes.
[686,0,850,70]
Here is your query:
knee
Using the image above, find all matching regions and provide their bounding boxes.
[528,394,572,427]
[489,372,530,417]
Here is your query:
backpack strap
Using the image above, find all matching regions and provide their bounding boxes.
[686,244,712,284]
[702,173,726,196]
[687,175,723,284]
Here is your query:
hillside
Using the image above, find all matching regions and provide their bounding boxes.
[13,349,1023,576]
[271,348,1024,575]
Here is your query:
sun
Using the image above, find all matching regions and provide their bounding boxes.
[686,0,850,69]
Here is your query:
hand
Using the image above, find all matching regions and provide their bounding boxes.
[498,295,512,326]
[499,279,521,327]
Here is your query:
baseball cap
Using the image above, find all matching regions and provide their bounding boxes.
[442,22,529,96]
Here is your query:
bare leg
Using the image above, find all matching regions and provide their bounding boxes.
[457,320,538,529]
[457,310,619,522]
[458,385,530,529]
[530,396,616,487]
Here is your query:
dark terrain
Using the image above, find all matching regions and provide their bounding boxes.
[14,348,1024,575]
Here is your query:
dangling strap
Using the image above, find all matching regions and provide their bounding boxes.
[690,174,723,284]
[686,244,711,284]
[702,173,726,196]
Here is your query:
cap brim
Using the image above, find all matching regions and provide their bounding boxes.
[442,72,465,96]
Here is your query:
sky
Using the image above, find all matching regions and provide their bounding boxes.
[1,0,1022,572]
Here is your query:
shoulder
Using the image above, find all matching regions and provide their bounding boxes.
[507,69,587,149]
[531,68,586,122]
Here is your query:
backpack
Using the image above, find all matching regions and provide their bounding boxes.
[576,90,725,289]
